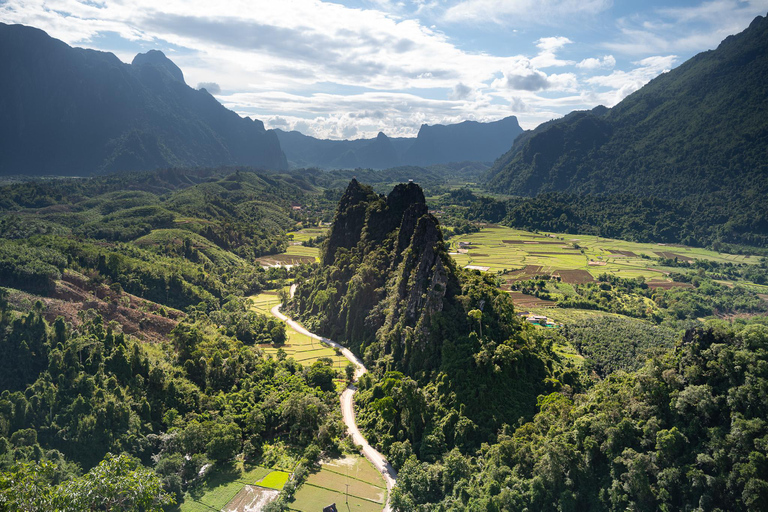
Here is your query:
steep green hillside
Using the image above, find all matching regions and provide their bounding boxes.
[483,15,768,248]
[289,180,582,456]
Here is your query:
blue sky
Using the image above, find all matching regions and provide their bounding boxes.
[1,0,766,139]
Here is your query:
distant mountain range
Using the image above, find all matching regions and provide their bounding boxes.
[484,14,768,201]
[276,116,523,169]
[0,23,287,176]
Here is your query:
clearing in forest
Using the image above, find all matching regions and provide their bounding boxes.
[291,455,387,512]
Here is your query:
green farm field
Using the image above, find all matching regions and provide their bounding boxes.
[177,462,272,512]
[448,225,762,285]
[287,227,328,244]
[248,292,348,372]
[290,455,387,512]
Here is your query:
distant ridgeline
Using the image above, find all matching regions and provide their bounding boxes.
[288,179,581,447]
[0,23,287,176]
[482,14,768,249]
[275,116,523,170]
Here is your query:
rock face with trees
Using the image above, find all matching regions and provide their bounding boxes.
[290,180,578,464]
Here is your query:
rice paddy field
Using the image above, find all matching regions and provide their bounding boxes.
[248,292,348,372]
[448,225,762,283]
[290,455,388,512]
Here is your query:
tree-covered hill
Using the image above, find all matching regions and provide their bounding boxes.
[289,180,583,459]
[0,24,287,176]
[0,167,349,509]
[481,14,768,249]
[485,14,768,200]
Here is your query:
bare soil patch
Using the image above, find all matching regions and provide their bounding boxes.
[655,252,694,262]
[507,292,556,308]
[608,250,639,257]
[554,270,595,284]
[223,485,279,512]
[6,278,180,343]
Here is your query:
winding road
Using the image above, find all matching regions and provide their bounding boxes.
[271,286,397,511]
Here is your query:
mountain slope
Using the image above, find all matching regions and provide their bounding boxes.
[0,23,287,176]
[484,14,768,199]
[275,116,522,170]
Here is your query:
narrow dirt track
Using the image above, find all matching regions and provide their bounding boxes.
[271,287,397,511]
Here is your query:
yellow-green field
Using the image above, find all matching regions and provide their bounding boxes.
[448,225,762,285]
[287,227,328,244]
[248,292,347,372]
[178,462,274,512]
[290,455,387,512]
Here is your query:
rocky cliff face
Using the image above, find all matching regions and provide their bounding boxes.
[293,179,462,376]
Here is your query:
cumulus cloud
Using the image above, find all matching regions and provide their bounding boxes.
[531,36,575,68]
[0,0,753,140]
[197,82,221,94]
[576,55,616,69]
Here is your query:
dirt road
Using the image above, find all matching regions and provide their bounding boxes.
[271,298,397,511]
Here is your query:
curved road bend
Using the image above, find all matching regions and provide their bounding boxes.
[271,288,397,511]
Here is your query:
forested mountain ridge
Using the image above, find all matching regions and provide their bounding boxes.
[484,14,768,200]
[0,23,288,176]
[289,180,582,461]
[275,116,523,169]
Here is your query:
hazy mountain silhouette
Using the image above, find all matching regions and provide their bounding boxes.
[0,23,287,176]
[276,116,522,169]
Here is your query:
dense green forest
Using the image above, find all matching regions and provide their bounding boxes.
[389,321,768,511]
[291,179,768,511]
[1,170,767,511]
[289,180,585,461]
[0,167,346,510]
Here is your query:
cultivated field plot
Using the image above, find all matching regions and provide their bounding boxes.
[507,292,556,308]
[290,455,387,512]
[223,486,279,512]
[647,281,694,290]
[446,225,759,286]
[178,463,273,512]
[248,293,347,372]
[554,270,595,284]
[287,227,328,244]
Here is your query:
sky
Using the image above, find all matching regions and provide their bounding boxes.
[1,0,766,139]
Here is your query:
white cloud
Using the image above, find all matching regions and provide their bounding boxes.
[0,0,759,140]
[585,55,677,105]
[444,0,613,25]
[531,36,575,68]
[576,55,616,69]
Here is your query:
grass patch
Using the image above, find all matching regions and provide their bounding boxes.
[257,470,291,490]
